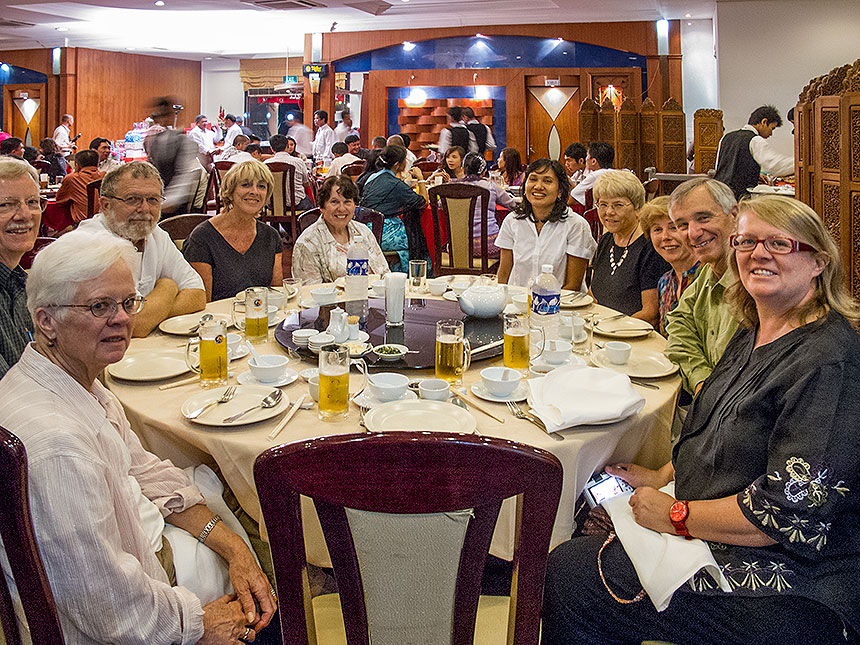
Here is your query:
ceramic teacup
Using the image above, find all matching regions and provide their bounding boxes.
[605,341,632,365]
[418,378,450,401]
[480,366,522,397]
[543,339,573,365]
[248,354,288,383]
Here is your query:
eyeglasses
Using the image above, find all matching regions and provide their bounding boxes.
[729,234,817,255]
[53,296,146,318]
[0,197,46,216]
[597,200,633,211]
[103,194,164,208]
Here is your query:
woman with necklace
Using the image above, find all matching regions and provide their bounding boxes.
[589,170,669,328]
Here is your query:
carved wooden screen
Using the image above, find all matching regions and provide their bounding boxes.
[693,108,723,174]
[814,96,842,251]
[598,98,616,150]
[616,99,640,177]
[578,98,600,149]
[639,98,658,173]
[840,82,860,299]
[795,101,813,206]
[657,98,686,174]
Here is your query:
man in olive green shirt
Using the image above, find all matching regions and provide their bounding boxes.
[665,178,739,394]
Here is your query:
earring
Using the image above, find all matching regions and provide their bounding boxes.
[46,338,55,347]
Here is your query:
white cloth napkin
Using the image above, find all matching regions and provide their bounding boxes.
[602,482,733,611]
[526,365,645,433]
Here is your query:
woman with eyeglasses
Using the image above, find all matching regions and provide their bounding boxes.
[589,170,670,329]
[183,160,283,301]
[0,229,277,644]
[542,195,860,645]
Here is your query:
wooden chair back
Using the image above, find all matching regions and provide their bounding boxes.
[254,432,562,645]
[297,207,320,234]
[0,425,66,645]
[29,160,50,173]
[264,162,299,242]
[643,178,660,202]
[415,160,439,175]
[19,237,56,271]
[158,214,211,249]
[296,207,383,246]
[342,161,366,178]
[582,207,603,242]
[212,160,235,211]
[85,179,102,220]
[428,183,492,275]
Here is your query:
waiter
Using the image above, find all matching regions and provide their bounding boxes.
[52,113,76,156]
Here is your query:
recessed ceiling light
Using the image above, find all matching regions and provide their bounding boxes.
[55,27,69,32]
[126,47,135,51]
[205,57,212,60]
[402,41,415,51]
[685,13,691,17]
[155,0,165,6]
[687,22,692,25]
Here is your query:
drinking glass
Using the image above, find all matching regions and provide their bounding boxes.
[318,345,368,421]
[503,313,540,373]
[571,312,594,355]
[282,277,303,315]
[232,287,268,343]
[385,272,406,326]
[408,260,428,293]
[185,319,228,388]
[435,319,471,385]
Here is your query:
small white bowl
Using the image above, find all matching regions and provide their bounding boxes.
[266,305,279,324]
[307,332,335,347]
[370,280,386,297]
[418,378,450,401]
[543,339,573,365]
[368,372,410,402]
[511,294,528,314]
[428,279,448,296]
[226,333,242,356]
[605,341,632,365]
[248,354,289,383]
[311,287,337,305]
[451,281,470,296]
[480,366,523,397]
[308,375,320,401]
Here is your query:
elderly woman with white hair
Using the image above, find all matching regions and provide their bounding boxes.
[0,229,277,644]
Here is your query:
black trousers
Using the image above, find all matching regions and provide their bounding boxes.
[541,535,856,645]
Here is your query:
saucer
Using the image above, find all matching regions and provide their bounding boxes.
[470,381,529,403]
[352,389,418,409]
[237,368,299,388]
[228,344,250,361]
[442,292,460,302]
[529,354,587,374]
[300,368,319,381]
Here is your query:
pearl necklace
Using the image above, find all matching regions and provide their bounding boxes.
[609,226,638,276]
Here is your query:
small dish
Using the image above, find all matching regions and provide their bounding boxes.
[372,344,409,360]
[470,381,529,403]
[529,354,587,375]
[352,389,417,409]
[237,369,299,388]
[228,344,250,361]
[343,341,372,357]
[442,292,460,302]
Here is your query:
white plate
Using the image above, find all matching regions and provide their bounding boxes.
[108,351,190,381]
[349,330,370,344]
[237,369,299,387]
[591,348,679,379]
[560,293,593,308]
[470,381,529,403]
[593,317,653,339]
[159,313,232,336]
[352,389,417,409]
[443,292,460,302]
[181,384,289,427]
[372,344,409,360]
[343,341,372,357]
[300,299,339,308]
[268,313,285,328]
[529,354,587,374]
[363,399,476,433]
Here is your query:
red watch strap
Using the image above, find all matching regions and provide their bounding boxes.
[670,500,692,539]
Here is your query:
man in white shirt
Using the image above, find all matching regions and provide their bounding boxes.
[563,142,588,188]
[334,108,359,141]
[437,106,478,155]
[312,110,336,164]
[327,141,362,177]
[265,133,313,210]
[187,114,220,155]
[223,113,243,148]
[714,105,795,200]
[571,141,614,206]
[220,135,255,163]
[90,137,122,173]
[387,134,417,172]
[77,161,205,336]
[52,114,75,155]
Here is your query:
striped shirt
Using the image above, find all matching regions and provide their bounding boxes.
[0,262,30,379]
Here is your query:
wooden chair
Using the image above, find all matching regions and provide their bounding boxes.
[85,179,102,220]
[29,159,51,173]
[643,178,660,202]
[297,207,384,246]
[415,160,439,175]
[342,160,366,179]
[0,425,66,645]
[297,207,321,234]
[428,183,493,275]
[254,432,563,645]
[264,162,301,243]
[19,237,56,270]
[158,214,211,250]
[212,160,235,212]
[582,207,603,242]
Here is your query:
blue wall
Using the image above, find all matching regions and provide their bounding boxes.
[0,63,49,135]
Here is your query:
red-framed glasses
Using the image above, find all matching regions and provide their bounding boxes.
[729,234,817,255]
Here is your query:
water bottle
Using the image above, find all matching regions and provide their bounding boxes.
[345,241,369,301]
[531,264,561,341]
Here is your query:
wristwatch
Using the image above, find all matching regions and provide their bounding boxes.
[669,500,692,539]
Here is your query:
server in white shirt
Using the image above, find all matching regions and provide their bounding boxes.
[334,108,359,141]
[327,141,362,177]
[312,109,336,164]
[90,137,122,173]
[52,113,75,155]
[223,113,243,148]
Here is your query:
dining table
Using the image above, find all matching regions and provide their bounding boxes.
[104,283,680,567]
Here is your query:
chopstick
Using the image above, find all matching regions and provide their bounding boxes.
[452,389,505,423]
[471,339,504,354]
[267,395,307,441]
[630,378,659,390]
[159,375,199,390]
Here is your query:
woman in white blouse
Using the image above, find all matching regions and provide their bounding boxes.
[292,175,390,283]
[496,159,596,292]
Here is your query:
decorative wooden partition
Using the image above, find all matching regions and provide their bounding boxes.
[693,108,724,174]
[397,99,493,148]
[794,59,860,299]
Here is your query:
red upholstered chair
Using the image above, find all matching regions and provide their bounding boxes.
[158,214,212,249]
[85,179,102,220]
[297,207,384,247]
[342,161,366,179]
[415,160,440,175]
[254,432,562,645]
[297,207,320,234]
[582,207,603,242]
[0,425,66,645]
[19,237,55,271]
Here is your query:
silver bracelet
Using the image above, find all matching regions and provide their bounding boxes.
[197,515,222,544]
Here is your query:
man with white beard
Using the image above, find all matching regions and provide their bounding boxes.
[78,161,205,337]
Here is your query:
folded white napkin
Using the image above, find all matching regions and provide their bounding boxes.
[526,365,645,433]
[602,482,733,611]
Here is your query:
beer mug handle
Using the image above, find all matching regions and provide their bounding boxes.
[184,338,202,374]
[349,359,368,400]
[461,338,471,375]
[532,327,545,360]
[231,301,246,331]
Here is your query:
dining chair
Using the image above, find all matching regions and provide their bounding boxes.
[264,162,301,244]
[212,160,235,212]
[29,159,51,173]
[297,207,321,234]
[342,161,366,179]
[582,206,603,242]
[85,178,102,220]
[415,160,439,175]
[643,178,660,202]
[428,183,493,276]
[19,237,56,270]
[0,425,66,645]
[297,207,384,246]
[254,431,562,645]
[158,213,212,250]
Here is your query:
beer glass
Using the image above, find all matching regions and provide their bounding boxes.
[232,287,268,343]
[185,319,228,388]
[318,345,368,421]
[435,319,471,384]
[503,313,541,373]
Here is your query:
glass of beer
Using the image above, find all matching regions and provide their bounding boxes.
[435,319,471,385]
[503,313,539,373]
[318,344,368,421]
[185,319,228,388]
[232,287,268,344]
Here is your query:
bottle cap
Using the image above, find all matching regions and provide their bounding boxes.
[541,264,553,274]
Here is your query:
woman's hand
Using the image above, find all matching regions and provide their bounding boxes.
[605,463,668,489]
[429,169,449,182]
[628,487,676,533]
[200,594,253,644]
[410,167,425,181]
[227,548,277,632]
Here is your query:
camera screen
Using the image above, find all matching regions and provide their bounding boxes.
[588,475,628,505]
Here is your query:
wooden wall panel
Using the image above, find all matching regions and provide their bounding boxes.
[0,49,56,137]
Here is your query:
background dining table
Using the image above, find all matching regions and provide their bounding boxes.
[104,284,680,567]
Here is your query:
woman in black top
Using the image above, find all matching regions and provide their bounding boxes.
[39,138,68,183]
[589,170,668,328]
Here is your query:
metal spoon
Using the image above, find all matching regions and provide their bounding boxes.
[222,389,283,423]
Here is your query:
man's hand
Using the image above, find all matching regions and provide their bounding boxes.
[628,487,676,533]
[227,548,277,632]
[605,463,666,489]
[200,594,254,644]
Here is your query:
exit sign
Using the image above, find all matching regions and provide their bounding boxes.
[282,75,298,83]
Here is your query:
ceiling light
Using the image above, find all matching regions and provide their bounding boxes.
[402,41,415,51]
[155,1,165,5]
[685,13,691,17]
[556,37,563,42]
[204,56,212,59]
[1,64,9,72]
[474,85,491,100]
[126,47,135,50]
[475,33,486,38]
[55,27,69,32]
[687,22,692,25]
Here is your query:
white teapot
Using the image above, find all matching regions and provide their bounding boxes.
[458,284,506,318]
[325,307,350,343]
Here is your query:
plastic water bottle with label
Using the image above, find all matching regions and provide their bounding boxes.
[345,241,369,301]
[531,264,561,343]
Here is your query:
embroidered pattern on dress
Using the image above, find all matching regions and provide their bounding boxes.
[689,559,796,593]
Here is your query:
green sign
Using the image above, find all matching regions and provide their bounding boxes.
[282,75,299,83]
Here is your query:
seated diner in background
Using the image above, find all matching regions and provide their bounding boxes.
[449,152,516,259]
[571,141,614,206]
[55,148,105,223]
[0,159,41,379]
[589,170,669,329]
[77,161,206,337]
[359,144,429,272]
[292,175,389,284]
[39,137,69,182]
[183,160,283,302]
[497,147,526,187]
[542,194,860,644]
[428,145,466,183]
[264,133,312,211]
[0,229,277,644]
[496,158,596,292]
[639,196,700,335]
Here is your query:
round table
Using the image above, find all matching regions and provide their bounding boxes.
[105,285,680,566]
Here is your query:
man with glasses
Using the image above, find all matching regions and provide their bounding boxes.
[664,177,739,395]
[0,159,42,378]
[78,161,205,337]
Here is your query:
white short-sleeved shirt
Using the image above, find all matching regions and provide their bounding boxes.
[79,214,205,297]
[495,208,596,291]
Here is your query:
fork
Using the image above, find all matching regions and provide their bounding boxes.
[186,386,236,419]
[506,401,544,430]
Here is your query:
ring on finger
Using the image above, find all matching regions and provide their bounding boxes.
[240,626,251,642]
[270,589,277,599]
